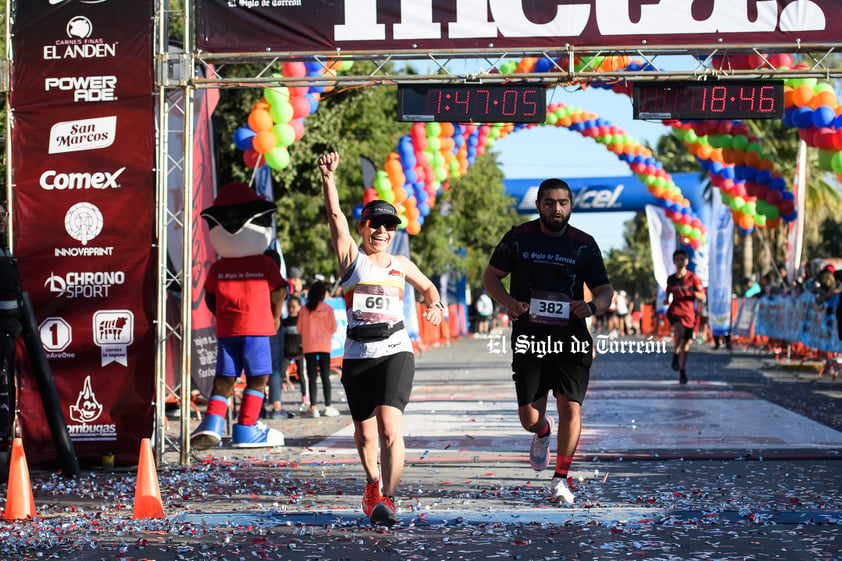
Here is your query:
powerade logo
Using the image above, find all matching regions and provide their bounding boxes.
[45,271,125,299]
[40,167,125,190]
[44,75,117,102]
[48,116,116,154]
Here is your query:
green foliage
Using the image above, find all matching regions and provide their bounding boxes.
[211,61,518,286]
[604,212,656,299]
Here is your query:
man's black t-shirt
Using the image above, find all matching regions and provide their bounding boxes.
[488,220,609,358]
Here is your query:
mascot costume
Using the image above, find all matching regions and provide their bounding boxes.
[191,182,287,449]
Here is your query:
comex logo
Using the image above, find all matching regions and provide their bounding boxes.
[65,201,103,245]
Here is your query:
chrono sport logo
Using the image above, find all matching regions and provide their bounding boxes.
[45,271,125,299]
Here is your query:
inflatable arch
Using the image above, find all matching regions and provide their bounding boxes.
[231,53,841,247]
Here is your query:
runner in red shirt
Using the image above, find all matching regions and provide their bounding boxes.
[664,249,706,384]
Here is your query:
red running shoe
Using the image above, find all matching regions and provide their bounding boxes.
[362,478,382,516]
[370,496,397,526]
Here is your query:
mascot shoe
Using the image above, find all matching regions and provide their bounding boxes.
[190,413,225,450]
[231,422,285,448]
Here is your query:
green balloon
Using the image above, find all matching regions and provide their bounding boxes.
[814,82,834,93]
[764,205,780,219]
[732,135,749,151]
[272,123,295,147]
[427,137,441,152]
[426,122,441,137]
[264,146,290,170]
[743,201,757,216]
[269,100,294,124]
[730,196,745,211]
[684,130,698,144]
[818,149,835,171]
[746,141,763,153]
[264,86,290,106]
[435,166,448,182]
[500,61,517,74]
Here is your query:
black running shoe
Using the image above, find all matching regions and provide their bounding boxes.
[679,370,688,384]
[370,496,397,527]
[671,354,680,371]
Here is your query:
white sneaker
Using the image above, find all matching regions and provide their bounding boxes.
[302,407,320,418]
[529,417,553,471]
[550,476,575,504]
[323,405,340,417]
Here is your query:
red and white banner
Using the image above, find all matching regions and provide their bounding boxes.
[197,0,841,54]
[11,0,155,466]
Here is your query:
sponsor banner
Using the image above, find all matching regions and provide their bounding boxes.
[196,0,841,54]
[503,172,705,215]
[11,0,155,466]
[11,1,152,106]
[644,204,676,291]
[708,189,734,336]
[753,291,842,353]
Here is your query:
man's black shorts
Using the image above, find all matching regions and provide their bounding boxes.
[341,352,415,421]
[511,352,590,406]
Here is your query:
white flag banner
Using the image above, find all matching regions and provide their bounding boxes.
[645,204,676,290]
[708,189,734,336]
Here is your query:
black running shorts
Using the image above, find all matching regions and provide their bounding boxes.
[511,353,590,406]
[341,352,415,421]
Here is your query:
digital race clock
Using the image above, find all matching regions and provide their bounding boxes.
[398,84,547,123]
[632,80,784,120]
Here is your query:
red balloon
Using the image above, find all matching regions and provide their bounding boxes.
[766,189,783,205]
[290,96,311,119]
[815,129,836,151]
[832,129,842,150]
[243,149,261,168]
[290,118,305,141]
[282,62,307,77]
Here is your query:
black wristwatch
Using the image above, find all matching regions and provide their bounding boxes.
[587,301,598,317]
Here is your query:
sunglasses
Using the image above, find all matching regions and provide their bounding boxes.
[368,218,397,231]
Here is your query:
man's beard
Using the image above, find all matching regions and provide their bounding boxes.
[540,213,568,232]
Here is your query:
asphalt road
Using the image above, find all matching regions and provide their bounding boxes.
[2,331,841,560]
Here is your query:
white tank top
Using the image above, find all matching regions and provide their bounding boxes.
[340,248,413,359]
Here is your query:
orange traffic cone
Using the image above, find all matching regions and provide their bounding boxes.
[132,438,165,519]
[3,438,37,521]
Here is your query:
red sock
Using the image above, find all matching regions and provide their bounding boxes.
[238,388,264,426]
[206,395,230,418]
[554,455,574,478]
[537,418,551,437]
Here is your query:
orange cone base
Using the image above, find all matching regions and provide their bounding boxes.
[132,438,165,520]
[3,438,37,521]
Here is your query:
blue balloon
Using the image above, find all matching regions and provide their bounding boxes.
[404,169,418,184]
[742,167,758,182]
[233,126,256,151]
[418,203,430,217]
[756,170,772,185]
[305,93,319,113]
[834,114,842,129]
[708,161,724,175]
[812,105,836,128]
[793,106,815,129]
[352,205,363,220]
[781,189,795,201]
[782,107,796,129]
[534,58,553,73]
[771,176,788,191]
[721,166,735,180]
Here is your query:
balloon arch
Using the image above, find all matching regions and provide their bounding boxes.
[232,54,842,249]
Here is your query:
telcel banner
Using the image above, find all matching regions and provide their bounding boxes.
[10,1,155,466]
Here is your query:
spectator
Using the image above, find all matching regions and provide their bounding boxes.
[298,280,339,418]
[742,277,761,298]
[475,291,493,335]
[0,202,22,460]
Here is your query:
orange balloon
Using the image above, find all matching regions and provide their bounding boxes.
[252,99,271,112]
[791,85,814,107]
[757,158,775,172]
[406,221,421,235]
[252,130,277,154]
[696,144,713,160]
[744,151,762,167]
[783,86,795,108]
[709,148,724,162]
[738,213,754,230]
[812,90,838,109]
[248,109,274,132]
[766,217,781,229]
[439,123,455,137]
[405,206,420,221]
